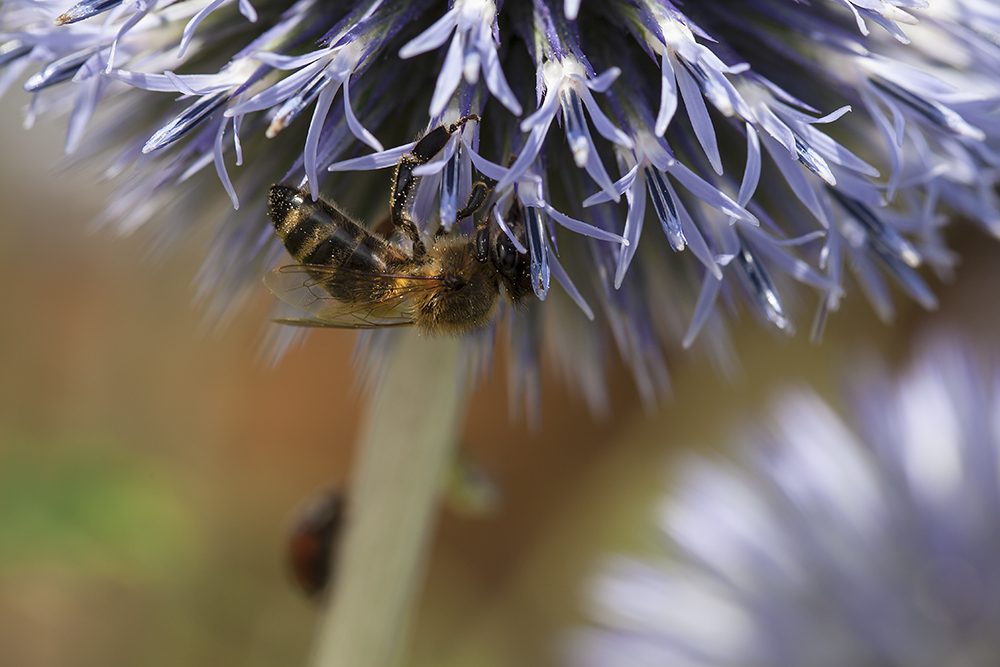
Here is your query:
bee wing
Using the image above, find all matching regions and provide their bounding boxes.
[264,264,442,329]
[271,317,413,330]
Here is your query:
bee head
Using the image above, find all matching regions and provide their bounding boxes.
[417,238,499,334]
[476,213,532,301]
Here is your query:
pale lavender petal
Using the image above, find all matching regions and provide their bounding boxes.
[683,272,724,348]
[583,133,622,203]
[586,67,621,93]
[549,249,594,320]
[0,54,32,100]
[233,112,244,165]
[849,244,896,322]
[105,4,150,73]
[429,31,465,116]
[874,245,937,309]
[465,144,510,181]
[575,81,633,149]
[65,71,102,154]
[829,167,885,208]
[797,122,879,177]
[328,142,416,172]
[760,131,829,226]
[860,86,905,200]
[238,0,257,23]
[250,50,328,70]
[493,199,528,254]
[304,77,337,198]
[583,164,637,207]
[480,32,522,115]
[756,105,797,157]
[164,70,198,96]
[109,68,234,94]
[741,225,837,291]
[871,76,985,141]
[673,184,721,278]
[564,0,581,21]
[398,7,459,58]
[178,0,227,60]
[774,103,851,126]
[655,49,678,137]
[736,123,761,207]
[214,116,240,209]
[343,73,383,152]
[641,136,675,172]
[673,53,722,174]
[772,230,827,247]
[520,82,561,131]
[545,204,627,245]
[840,0,870,35]
[496,122,550,194]
[225,61,323,116]
[668,161,756,224]
[615,171,646,288]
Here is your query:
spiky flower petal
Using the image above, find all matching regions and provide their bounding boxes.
[3,0,1000,410]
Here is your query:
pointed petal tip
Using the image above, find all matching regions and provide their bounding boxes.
[901,247,921,269]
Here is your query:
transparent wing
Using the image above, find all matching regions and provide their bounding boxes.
[263,264,443,329]
[271,317,413,330]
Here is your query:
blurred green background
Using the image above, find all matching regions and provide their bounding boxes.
[2,89,998,667]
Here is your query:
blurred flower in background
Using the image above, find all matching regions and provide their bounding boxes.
[2,0,1000,414]
[573,336,1000,667]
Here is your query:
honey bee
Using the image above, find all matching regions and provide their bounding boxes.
[264,115,533,334]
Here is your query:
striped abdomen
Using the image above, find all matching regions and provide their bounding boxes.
[268,185,410,304]
[268,185,404,271]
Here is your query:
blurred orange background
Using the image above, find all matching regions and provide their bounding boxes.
[2,88,999,667]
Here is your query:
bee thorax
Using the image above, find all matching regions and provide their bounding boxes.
[412,239,499,334]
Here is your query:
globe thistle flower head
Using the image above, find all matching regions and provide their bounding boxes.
[574,337,1000,667]
[3,1,1000,410]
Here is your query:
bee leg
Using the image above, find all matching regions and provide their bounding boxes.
[391,114,482,259]
[456,175,497,221]
[456,153,517,221]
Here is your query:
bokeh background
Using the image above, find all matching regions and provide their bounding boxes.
[2,86,999,667]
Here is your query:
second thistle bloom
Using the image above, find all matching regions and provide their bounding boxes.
[574,337,1000,667]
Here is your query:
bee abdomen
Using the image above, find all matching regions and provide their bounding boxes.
[269,185,395,273]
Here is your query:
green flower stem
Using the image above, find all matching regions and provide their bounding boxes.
[309,332,464,667]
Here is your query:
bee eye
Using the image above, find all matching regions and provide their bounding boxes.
[496,234,518,273]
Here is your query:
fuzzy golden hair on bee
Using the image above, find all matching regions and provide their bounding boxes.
[410,238,501,335]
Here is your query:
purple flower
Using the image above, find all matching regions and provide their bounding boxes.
[4,0,1000,408]
[574,337,1000,667]
[399,0,523,116]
